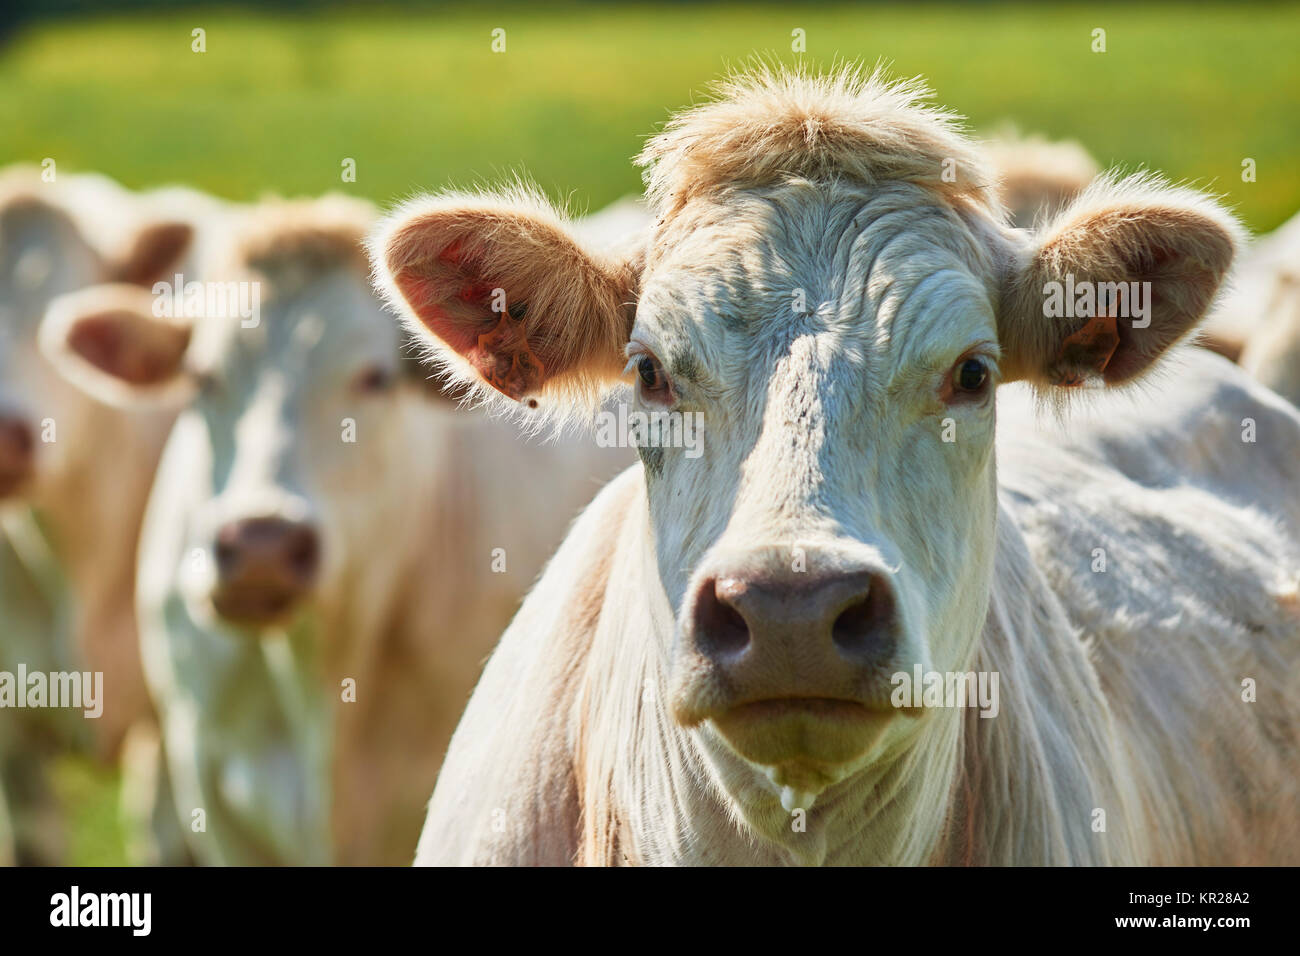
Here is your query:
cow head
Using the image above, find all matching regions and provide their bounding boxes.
[61,196,434,635]
[372,68,1239,807]
[0,171,194,506]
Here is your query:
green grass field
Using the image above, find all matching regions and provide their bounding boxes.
[3,1,1297,864]
[3,3,1299,230]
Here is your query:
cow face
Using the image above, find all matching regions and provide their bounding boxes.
[373,74,1238,805]
[47,198,439,646]
[628,182,1005,796]
[172,262,412,630]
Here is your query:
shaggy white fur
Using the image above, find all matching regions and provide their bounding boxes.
[373,65,1300,865]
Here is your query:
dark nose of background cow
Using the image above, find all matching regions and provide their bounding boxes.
[686,566,900,697]
[211,516,321,623]
[0,415,34,496]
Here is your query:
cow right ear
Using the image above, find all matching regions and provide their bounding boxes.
[39,283,194,408]
[369,188,639,415]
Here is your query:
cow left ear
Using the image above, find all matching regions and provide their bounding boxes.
[109,220,195,287]
[369,187,639,417]
[39,283,194,407]
[998,174,1242,388]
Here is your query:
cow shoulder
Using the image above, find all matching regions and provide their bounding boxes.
[415,464,644,865]
[994,359,1300,861]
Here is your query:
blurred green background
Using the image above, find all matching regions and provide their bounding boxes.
[3,2,1299,230]
[2,1,1297,864]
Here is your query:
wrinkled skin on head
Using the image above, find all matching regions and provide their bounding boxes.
[631,182,1003,790]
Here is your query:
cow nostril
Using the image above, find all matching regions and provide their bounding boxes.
[213,520,320,584]
[693,577,751,656]
[831,579,896,659]
[287,528,320,580]
[213,529,239,577]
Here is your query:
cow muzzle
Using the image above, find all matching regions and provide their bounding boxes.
[0,414,34,499]
[671,546,912,788]
[210,516,321,628]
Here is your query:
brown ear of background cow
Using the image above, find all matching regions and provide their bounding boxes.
[110,221,195,287]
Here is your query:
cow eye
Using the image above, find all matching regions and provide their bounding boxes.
[633,352,673,405]
[953,357,989,394]
[354,365,395,395]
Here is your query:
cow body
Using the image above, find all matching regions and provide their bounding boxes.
[372,67,1300,866]
[416,353,1300,865]
[1235,211,1300,406]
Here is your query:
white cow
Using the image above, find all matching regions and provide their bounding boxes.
[72,194,632,865]
[0,168,205,863]
[372,66,1300,865]
[1228,212,1300,406]
[1198,210,1300,383]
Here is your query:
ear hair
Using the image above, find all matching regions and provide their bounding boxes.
[369,184,640,431]
[999,171,1244,391]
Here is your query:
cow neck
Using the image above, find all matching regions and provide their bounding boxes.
[930,500,1147,865]
[594,484,1147,865]
[31,402,172,754]
[36,404,167,621]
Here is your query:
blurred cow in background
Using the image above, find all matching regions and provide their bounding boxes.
[985,129,1099,229]
[1201,211,1300,405]
[0,167,213,864]
[982,137,1300,410]
[68,193,634,864]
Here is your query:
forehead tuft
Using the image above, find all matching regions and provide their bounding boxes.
[229,194,375,289]
[637,64,999,221]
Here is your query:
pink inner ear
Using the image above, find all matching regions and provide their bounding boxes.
[68,312,187,386]
[395,271,484,357]
[68,315,127,376]
[468,311,545,400]
[439,239,467,266]
[458,282,494,304]
[395,269,545,401]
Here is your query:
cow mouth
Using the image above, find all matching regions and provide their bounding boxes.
[710,696,894,786]
[210,585,305,628]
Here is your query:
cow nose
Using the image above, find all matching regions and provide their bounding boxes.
[211,517,321,625]
[0,416,34,496]
[677,563,901,723]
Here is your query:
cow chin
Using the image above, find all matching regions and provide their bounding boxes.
[210,586,308,631]
[710,698,894,800]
